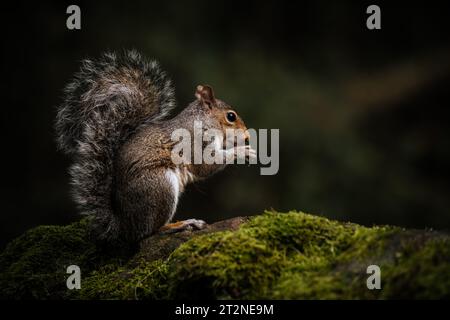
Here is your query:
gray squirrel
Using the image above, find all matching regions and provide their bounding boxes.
[55,50,255,245]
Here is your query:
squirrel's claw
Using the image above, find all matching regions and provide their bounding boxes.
[246,146,257,160]
[159,219,207,234]
[233,145,257,162]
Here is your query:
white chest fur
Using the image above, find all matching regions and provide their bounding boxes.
[164,167,196,219]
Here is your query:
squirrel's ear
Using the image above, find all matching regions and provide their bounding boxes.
[195,85,216,108]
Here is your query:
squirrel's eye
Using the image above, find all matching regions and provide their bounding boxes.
[226,111,237,123]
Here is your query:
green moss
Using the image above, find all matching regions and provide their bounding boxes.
[0,218,124,299]
[79,259,169,300]
[380,236,450,299]
[0,218,93,299]
[160,211,398,299]
[1,211,449,299]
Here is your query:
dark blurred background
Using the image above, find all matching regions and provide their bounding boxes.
[2,1,450,248]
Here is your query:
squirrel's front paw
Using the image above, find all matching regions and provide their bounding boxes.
[183,218,207,230]
[159,219,207,234]
[234,145,257,161]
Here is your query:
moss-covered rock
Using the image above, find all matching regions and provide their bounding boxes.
[1,211,449,299]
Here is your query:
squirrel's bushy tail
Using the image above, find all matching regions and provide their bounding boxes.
[55,50,175,242]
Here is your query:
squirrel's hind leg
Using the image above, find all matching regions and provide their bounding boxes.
[159,219,207,234]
